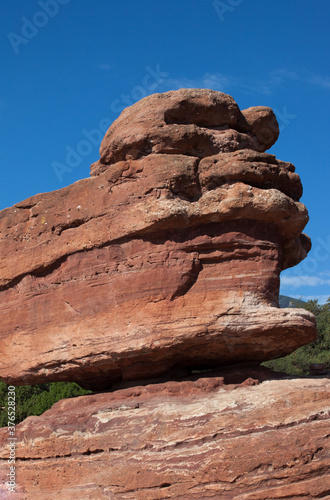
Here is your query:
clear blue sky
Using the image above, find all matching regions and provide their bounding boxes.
[1,0,329,303]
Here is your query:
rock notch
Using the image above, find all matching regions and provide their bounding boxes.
[0,89,316,390]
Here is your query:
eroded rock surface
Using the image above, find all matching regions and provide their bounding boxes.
[0,374,329,499]
[92,89,278,172]
[0,89,316,389]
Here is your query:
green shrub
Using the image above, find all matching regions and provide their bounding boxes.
[0,382,91,427]
[263,297,330,376]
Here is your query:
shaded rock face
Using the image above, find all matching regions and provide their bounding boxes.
[0,89,316,390]
[0,374,329,499]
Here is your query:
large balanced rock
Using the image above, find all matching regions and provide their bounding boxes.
[0,89,316,390]
[0,372,329,499]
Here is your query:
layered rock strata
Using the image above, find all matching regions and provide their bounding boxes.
[0,373,329,499]
[0,89,316,389]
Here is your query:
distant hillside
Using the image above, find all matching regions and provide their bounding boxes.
[279,295,305,308]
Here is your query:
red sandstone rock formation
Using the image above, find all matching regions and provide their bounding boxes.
[0,89,316,390]
[0,90,325,500]
[0,373,329,499]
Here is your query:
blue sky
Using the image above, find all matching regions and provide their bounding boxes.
[0,0,329,303]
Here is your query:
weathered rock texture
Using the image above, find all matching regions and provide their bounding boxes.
[0,374,329,499]
[0,89,316,389]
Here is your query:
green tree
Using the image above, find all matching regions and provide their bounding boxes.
[263,297,330,375]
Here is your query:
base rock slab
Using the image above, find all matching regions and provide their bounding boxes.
[0,375,329,499]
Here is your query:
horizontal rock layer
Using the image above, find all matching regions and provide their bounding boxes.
[0,152,310,288]
[0,213,316,389]
[0,374,329,499]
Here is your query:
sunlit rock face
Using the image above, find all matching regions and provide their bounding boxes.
[1,375,329,499]
[0,89,316,390]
